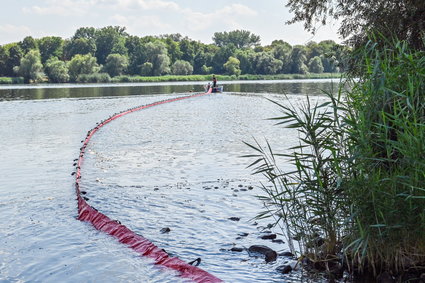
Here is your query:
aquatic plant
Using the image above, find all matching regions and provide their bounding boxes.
[245,88,350,264]
[246,38,425,277]
[343,39,425,275]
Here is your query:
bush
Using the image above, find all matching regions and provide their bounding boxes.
[343,40,425,274]
[171,60,193,75]
[76,72,111,83]
[246,38,425,277]
[0,77,25,84]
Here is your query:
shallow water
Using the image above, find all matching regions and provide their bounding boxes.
[0,80,336,282]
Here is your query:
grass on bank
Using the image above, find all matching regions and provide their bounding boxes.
[0,73,341,84]
[0,77,24,84]
[246,39,425,279]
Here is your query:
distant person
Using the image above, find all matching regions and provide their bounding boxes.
[212,75,217,88]
[206,82,211,91]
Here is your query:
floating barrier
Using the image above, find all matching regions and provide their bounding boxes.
[74,89,222,282]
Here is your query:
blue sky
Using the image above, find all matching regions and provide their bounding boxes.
[0,0,341,46]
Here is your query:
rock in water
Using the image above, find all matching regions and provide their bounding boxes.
[160,227,171,234]
[276,265,292,274]
[248,245,277,263]
[260,234,277,240]
[230,247,244,252]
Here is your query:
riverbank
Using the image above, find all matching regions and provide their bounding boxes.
[0,73,342,85]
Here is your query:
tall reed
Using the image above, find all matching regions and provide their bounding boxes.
[245,89,350,262]
[246,38,425,276]
[343,40,425,274]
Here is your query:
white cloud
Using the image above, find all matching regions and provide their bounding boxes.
[0,25,34,44]
[0,24,31,35]
[182,3,257,32]
[111,14,171,32]
[221,4,257,17]
[22,0,95,16]
[111,0,180,11]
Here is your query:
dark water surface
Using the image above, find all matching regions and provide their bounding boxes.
[0,80,337,282]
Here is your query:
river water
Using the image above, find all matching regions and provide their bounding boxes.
[0,79,339,282]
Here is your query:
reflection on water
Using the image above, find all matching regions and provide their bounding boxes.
[0,81,336,282]
[0,79,339,101]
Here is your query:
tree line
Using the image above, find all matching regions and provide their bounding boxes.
[0,26,348,83]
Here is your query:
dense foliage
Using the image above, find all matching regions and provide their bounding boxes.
[247,39,425,279]
[285,0,425,49]
[0,26,347,83]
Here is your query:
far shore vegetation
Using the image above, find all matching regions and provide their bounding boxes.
[246,0,424,282]
[0,27,347,84]
[0,73,341,85]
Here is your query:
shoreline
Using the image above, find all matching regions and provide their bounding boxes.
[0,73,342,85]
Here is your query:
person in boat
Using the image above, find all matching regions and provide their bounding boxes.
[212,75,217,88]
[207,82,211,91]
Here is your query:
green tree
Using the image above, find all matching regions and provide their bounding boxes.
[19,36,38,54]
[38,36,64,63]
[144,41,170,76]
[235,49,256,74]
[212,44,237,74]
[171,60,193,75]
[193,45,217,74]
[285,0,425,49]
[64,38,96,60]
[0,46,8,76]
[164,38,182,63]
[72,27,96,40]
[213,30,261,48]
[140,62,153,76]
[95,26,128,64]
[126,36,147,75]
[154,54,171,76]
[14,49,44,82]
[223,56,241,76]
[254,52,283,74]
[5,43,24,76]
[103,53,128,77]
[44,57,69,83]
[271,41,292,73]
[179,39,196,65]
[308,56,324,73]
[200,65,213,74]
[68,54,99,82]
[288,45,309,74]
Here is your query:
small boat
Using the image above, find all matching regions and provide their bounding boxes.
[204,85,224,93]
[212,86,223,93]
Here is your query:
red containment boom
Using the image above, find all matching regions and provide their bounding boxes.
[74,89,221,283]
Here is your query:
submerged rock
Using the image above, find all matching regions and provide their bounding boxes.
[248,245,277,263]
[228,217,240,221]
[230,247,244,252]
[276,264,292,274]
[260,234,277,240]
[160,227,171,234]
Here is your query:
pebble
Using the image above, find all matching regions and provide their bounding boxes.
[248,245,277,263]
[228,217,240,221]
[160,227,171,234]
[276,265,292,274]
[230,247,244,252]
[260,234,277,240]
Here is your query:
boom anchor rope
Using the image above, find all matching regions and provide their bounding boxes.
[74,89,221,283]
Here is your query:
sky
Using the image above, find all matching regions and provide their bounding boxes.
[0,0,342,46]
